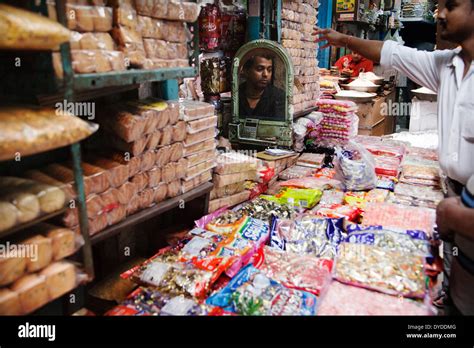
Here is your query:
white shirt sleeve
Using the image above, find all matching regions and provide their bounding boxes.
[380,40,444,93]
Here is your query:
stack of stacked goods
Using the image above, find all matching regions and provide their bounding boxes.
[210,152,258,213]
[363,142,406,178]
[315,100,358,147]
[281,0,320,114]
[319,79,339,99]
[48,0,200,73]
[398,155,441,189]
[0,223,85,314]
[179,100,218,194]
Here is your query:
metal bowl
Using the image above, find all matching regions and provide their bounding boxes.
[341,84,380,93]
[368,78,384,85]
[334,92,377,103]
[412,90,437,102]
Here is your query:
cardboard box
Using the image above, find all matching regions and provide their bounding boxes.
[358,119,385,136]
[356,96,386,128]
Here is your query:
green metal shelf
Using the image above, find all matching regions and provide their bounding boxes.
[68,67,198,92]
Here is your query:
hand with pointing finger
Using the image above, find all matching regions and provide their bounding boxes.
[312,27,349,49]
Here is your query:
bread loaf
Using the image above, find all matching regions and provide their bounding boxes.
[100,188,121,214]
[114,6,138,30]
[159,125,173,146]
[153,183,167,203]
[167,101,180,125]
[184,127,216,146]
[185,149,216,168]
[126,194,141,215]
[86,157,129,188]
[41,224,76,261]
[91,6,113,32]
[130,172,148,192]
[116,181,137,205]
[146,167,162,188]
[107,204,127,225]
[156,145,171,167]
[62,194,103,227]
[2,192,40,224]
[109,151,141,177]
[167,180,182,198]
[104,132,147,157]
[162,162,177,184]
[23,170,76,199]
[96,108,146,143]
[213,170,257,188]
[24,183,66,214]
[0,201,19,232]
[0,288,22,315]
[11,274,49,314]
[87,213,108,235]
[176,158,188,180]
[208,191,250,214]
[182,170,213,193]
[169,142,184,162]
[76,162,110,195]
[40,261,77,300]
[172,121,187,143]
[138,188,154,209]
[146,131,161,151]
[183,138,216,157]
[140,151,156,172]
[0,255,26,287]
[22,235,53,273]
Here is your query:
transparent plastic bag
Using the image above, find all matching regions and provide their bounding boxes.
[335,142,377,191]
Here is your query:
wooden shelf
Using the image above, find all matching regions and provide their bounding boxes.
[90,182,213,245]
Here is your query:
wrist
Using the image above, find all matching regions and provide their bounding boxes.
[343,35,352,49]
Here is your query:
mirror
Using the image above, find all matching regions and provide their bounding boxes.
[238,48,286,121]
[230,40,294,148]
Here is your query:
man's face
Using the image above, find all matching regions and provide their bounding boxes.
[246,56,273,89]
[351,52,362,63]
[438,0,474,43]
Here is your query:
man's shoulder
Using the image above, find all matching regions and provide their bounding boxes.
[268,85,286,98]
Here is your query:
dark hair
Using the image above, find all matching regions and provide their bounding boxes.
[243,54,275,70]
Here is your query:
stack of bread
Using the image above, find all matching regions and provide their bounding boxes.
[209,152,259,213]
[0,223,82,315]
[281,0,320,114]
[179,100,218,194]
[49,0,200,73]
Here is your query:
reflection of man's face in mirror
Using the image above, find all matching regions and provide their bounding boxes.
[244,56,273,90]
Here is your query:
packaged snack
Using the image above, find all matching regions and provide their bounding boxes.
[402,164,440,181]
[0,106,98,162]
[278,165,314,180]
[236,198,298,224]
[318,190,344,206]
[253,246,333,295]
[365,188,390,203]
[374,155,401,177]
[362,203,436,236]
[311,204,362,223]
[271,216,345,259]
[343,191,367,208]
[204,209,247,235]
[296,153,325,168]
[279,177,343,191]
[270,188,322,209]
[334,243,427,298]
[213,170,257,188]
[0,3,71,50]
[206,265,318,315]
[376,176,396,191]
[210,182,246,200]
[335,144,377,191]
[318,281,433,315]
[394,183,444,205]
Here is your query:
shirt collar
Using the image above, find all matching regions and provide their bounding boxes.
[446,47,473,68]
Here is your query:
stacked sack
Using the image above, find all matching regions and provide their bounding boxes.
[48,0,127,74]
[209,152,259,213]
[281,0,320,114]
[315,99,358,146]
[179,101,218,194]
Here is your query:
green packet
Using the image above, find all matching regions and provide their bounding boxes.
[261,188,322,209]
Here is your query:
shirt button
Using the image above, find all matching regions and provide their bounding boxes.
[452,152,458,161]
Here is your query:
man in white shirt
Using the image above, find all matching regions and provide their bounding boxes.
[314,0,474,312]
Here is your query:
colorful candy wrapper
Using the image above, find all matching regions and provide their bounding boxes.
[206,264,318,315]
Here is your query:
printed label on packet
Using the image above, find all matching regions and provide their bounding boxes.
[140,262,170,286]
[239,218,269,242]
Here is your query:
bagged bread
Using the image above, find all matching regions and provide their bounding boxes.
[185,159,216,181]
[0,201,19,232]
[159,125,173,146]
[153,183,168,203]
[146,167,162,188]
[138,17,186,42]
[40,261,77,300]
[156,145,172,167]
[126,194,141,215]
[208,191,250,214]
[39,223,77,261]
[0,288,22,315]
[0,106,97,162]
[215,152,258,175]
[100,188,121,214]
[11,274,49,314]
[210,181,246,200]
[140,151,156,172]
[138,188,154,209]
[104,132,147,157]
[167,101,180,125]
[112,25,144,51]
[179,100,215,121]
[172,121,187,143]
[109,151,141,177]
[96,107,146,143]
[183,138,217,157]
[184,127,216,147]
[146,131,162,151]
[87,213,108,235]
[66,162,110,195]
[62,193,104,227]
[0,3,71,50]
[86,157,129,188]
[1,192,40,224]
[21,235,53,273]
[186,149,216,168]
[162,162,177,184]
[182,170,213,194]
[167,180,182,198]
[169,142,184,162]
[0,254,26,287]
[17,181,66,214]
[130,172,148,192]
[175,158,188,180]
[90,6,114,32]
[114,5,138,30]
[213,170,257,188]
[73,31,115,50]
[116,181,137,205]
[187,116,218,134]
[107,204,127,225]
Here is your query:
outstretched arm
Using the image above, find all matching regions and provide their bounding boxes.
[437,197,474,242]
[313,28,384,63]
